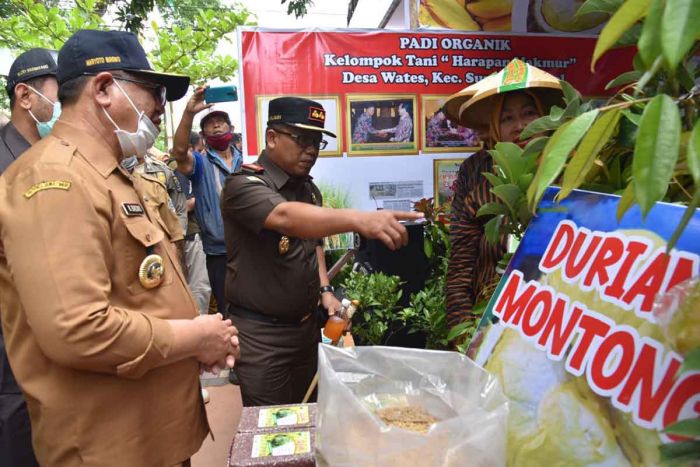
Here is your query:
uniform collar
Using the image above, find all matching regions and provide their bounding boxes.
[51,119,119,178]
[258,151,310,190]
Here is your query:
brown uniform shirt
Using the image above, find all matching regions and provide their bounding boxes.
[221,151,322,320]
[0,120,208,466]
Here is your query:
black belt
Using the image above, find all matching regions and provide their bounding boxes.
[227,305,312,326]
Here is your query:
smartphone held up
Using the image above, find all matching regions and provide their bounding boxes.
[204,85,238,103]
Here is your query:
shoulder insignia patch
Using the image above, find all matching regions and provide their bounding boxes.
[241,163,265,174]
[246,176,266,184]
[24,180,72,199]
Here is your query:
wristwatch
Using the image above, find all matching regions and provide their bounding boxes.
[319,285,334,295]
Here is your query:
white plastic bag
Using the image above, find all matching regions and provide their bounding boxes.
[315,344,508,467]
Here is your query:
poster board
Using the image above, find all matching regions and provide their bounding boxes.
[238,29,634,213]
[469,187,700,465]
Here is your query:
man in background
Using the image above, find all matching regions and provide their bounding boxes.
[0,46,58,467]
[171,98,243,314]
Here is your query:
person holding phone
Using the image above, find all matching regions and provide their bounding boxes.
[171,87,243,315]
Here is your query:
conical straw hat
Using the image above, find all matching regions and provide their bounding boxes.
[444,59,565,130]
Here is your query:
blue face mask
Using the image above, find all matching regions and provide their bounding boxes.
[27,85,61,138]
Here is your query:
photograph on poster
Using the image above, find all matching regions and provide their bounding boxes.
[433,158,465,209]
[422,95,481,153]
[347,94,418,156]
[255,95,343,157]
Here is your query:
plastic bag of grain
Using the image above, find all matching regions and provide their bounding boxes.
[315,344,508,467]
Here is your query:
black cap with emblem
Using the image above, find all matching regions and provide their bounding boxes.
[5,48,58,97]
[57,29,190,102]
[267,96,336,138]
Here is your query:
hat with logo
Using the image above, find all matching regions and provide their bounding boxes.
[444,58,564,130]
[57,29,190,101]
[267,97,336,138]
[6,48,58,96]
[200,108,231,130]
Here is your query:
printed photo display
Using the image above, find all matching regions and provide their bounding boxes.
[347,94,418,156]
[422,95,481,153]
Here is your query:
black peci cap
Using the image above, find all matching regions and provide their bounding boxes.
[267,97,336,138]
[57,29,190,101]
[6,48,58,96]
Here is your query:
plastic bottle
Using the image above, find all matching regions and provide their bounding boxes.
[323,302,348,344]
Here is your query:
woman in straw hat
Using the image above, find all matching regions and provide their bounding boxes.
[443,58,565,332]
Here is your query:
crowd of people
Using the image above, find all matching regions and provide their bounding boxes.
[0,26,566,464]
[0,30,421,465]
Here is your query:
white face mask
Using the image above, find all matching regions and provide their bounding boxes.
[102,80,160,158]
[26,85,61,138]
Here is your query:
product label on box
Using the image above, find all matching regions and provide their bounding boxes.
[251,431,311,458]
[258,406,310,428]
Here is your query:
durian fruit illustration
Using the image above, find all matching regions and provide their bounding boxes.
[419,0,481,30]
[467,0,513,31]
[532,0,607,33]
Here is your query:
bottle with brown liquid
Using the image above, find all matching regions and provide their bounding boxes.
[323,299,352,344]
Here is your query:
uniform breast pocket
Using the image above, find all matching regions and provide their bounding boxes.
[118,213,174,295]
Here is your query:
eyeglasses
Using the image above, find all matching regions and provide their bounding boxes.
[84,72,167,107]
[274,128,328,150]
[113,75,167,107]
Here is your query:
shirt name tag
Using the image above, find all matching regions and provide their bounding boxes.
[122,203,145,216]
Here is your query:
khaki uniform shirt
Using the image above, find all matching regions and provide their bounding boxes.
[221,152,323,320]
[0,120,208,466]
[131,157,185,242]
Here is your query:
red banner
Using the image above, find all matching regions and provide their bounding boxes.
[241,29,634,156]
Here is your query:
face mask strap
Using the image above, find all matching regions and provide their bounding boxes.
[26,84,55,106]
[112,79,143,117]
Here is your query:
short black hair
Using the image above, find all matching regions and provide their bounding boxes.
[9,75,53,110]
[58,75,91,106]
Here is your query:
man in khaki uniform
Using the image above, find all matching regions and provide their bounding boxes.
[221,96,423,406]
[0,30,239,466]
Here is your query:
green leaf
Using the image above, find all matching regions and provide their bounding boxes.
[592,0,651,71]
[529,110,599,209]
[659,440,700,463]
[605,70,643,90]
[661,0,700,72]
[559,109,622,200]
[520,116,562,140]
[663,418,700,437]
[560,80,581,105]
[687,119,700,185]
[632,94,681,217]
[616,181,636,221]
[446,322,471,341]
[622,109,641,125]
[484,215,503,244]
[492,184,522,215]
[667,188,700,252]
[482,172,505,187]
[637,0,663,67]
[577,0,624,15]
[615,22,643,47]
[477,202,509,217]
[521,136,550,161]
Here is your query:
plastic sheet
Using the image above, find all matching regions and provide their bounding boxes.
[315,345,508,467]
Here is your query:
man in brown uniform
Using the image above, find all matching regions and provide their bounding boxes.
[221,97,422,406]
[0,30,239,466]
